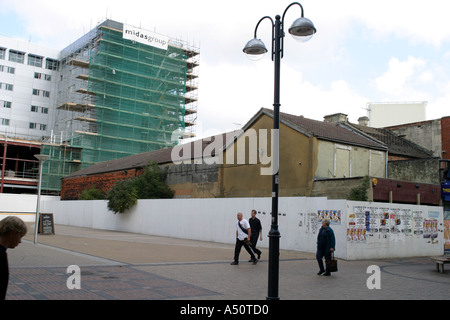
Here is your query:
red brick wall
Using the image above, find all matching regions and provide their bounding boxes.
[442,117,450,160]
[61,169,140,200]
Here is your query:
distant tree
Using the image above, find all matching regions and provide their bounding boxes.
[79,186,105,200]
[134,162,175,199]
[106,178,138,214]
[348,175,370,201]
[106,161,174,214]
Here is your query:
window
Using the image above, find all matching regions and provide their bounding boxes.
[45,58,59,71]
[32,89,40,96]
[0,83,13,91]
[41,107,48,114]
[9,50,25,64]
[39,124,47,131]
[42,90,50,98]
[28,54,43,67]
[31,105,39,112]
[1,101,11,108]
[29,122,37,129]
[34,72,51,81]
[1,118,10,126]
[6,66,14,74]
[0,48,5,60]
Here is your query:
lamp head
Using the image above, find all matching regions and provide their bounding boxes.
[243,38,268,61]
[34,154,50,162]
[288,17,316,42]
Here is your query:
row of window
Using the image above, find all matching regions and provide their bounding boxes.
[32,88,50,98]
[34,72,51,81]
[0,118,48,131]
[0,65,15,74]
[0,83,51,97]
[1,100,11,108]
[1,100,49,114]
[31,105,49,114]
[0,82,13,91]
[0,48,59,71]
[1,101,49,115]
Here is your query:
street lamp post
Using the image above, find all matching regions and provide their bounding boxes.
[243,2,316,300]
[34,154,49,244]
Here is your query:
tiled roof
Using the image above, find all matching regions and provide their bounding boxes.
[346,123,434,159]
[66,107,431,179]
[260,108,387,150]
[64,132,237,178]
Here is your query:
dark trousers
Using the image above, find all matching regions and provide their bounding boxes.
[250,235,262,257]
[234,239,256,262]
[316,247,331,273]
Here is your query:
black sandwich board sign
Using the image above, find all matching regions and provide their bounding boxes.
[38,213,55,235]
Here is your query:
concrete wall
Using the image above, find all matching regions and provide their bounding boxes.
[0,194,442,260]
[0,194,59,222]
[36,196,445,260]
[388,119,442,158]
[165,163,220,198]
[388,158,440,185]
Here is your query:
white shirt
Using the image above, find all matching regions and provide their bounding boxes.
[236,219,251,241]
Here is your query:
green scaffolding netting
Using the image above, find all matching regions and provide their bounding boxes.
[41,26,191,191]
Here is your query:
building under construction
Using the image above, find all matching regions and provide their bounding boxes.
[0,19,199,194]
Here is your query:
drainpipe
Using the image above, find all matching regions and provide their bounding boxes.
[385,150,389,179]
[1,140,6,193]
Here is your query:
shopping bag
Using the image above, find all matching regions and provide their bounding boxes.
[326,252,338,272]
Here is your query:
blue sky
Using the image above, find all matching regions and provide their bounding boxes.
[1,0,449,137]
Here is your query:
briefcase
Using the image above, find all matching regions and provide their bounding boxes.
[326,252,338,272]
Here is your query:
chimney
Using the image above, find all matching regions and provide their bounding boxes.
[324,113,348,123]
[358,116,369,126]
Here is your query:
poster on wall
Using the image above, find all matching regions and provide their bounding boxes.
[423,220,438,239]
[347,206,367,242]
[412,210,424,236]
[318,210,341,225]
[444,220,450,253]
[348,206,418,243]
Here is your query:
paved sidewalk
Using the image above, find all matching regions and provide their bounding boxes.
[4,224,450,301]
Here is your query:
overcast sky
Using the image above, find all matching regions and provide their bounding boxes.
[1,0,450,138]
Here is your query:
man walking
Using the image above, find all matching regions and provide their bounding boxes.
[249,210,262,261]
[231,212,258,265]
[316,218,336,276]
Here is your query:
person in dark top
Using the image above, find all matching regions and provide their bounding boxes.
[0,216,27,300]
[248,210,262,261]
[316,218,336,276]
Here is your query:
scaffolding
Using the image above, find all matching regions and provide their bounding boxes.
[41,20,199,192]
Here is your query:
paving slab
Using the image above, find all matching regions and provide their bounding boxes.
[3,224,449,302]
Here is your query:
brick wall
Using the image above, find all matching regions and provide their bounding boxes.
[61,169,139,200]
[442,116,450,160]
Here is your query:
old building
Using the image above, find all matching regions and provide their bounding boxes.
[63,108,422,200]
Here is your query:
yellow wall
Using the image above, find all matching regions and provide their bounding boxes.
[221,114,318,197]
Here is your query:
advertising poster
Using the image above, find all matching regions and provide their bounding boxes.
[412,210,424,236]
[318,209,341,225]
[444,220,450,253]
[423,220,438,239]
